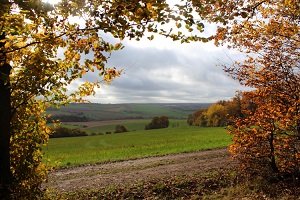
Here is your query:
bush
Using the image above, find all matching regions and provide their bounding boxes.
[145,116,169,130]
[114,125,129,133]
[106,130,112,134]
[50,126,88,138]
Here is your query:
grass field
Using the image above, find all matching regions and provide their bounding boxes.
[50,119,185,134]
[46,103,211,121]
[43,120,230,167]
[79,119,152,134]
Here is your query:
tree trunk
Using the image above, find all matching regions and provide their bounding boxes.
[0,33,12,199]
[269,131,279,173]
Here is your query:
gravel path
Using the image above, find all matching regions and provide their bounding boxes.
[45,148,232,193]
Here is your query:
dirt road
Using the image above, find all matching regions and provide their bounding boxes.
[45,148,232,193]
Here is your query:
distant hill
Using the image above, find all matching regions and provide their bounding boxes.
[46,103,211,122]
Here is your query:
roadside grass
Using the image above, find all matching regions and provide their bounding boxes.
[43,124,230,167]
[51,168,300,200]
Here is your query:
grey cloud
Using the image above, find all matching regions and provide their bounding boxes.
[78,40,247,103]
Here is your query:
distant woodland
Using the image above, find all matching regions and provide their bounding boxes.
[187,93,253,127]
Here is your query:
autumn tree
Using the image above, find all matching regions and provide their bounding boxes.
[207,0,300,176]
[205,103,227,127]
[183,0,300,176]
[0,1,209,198]
[188,93,245,127]
[225,92,243,121]
[187,109,207,126]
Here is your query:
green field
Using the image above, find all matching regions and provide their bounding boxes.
[43,121,230,167]
[50,119,186,135]
[82,119,152,134]
[46,103,211,121]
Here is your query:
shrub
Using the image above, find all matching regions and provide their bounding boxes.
[50,126,88,138]
[114,125,129,133]
[145,116,169,130]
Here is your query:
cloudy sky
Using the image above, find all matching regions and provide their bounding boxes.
[69,28,247,104]
[47,1,250,104]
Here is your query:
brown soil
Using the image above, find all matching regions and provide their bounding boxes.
[45,148,233,193]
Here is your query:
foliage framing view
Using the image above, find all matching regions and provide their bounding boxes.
[218,1,300,176]
[0,0,205,198]
[0,0,299,198]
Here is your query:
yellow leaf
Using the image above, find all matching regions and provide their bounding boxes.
[4,41,11,49]
[146,3,152,10]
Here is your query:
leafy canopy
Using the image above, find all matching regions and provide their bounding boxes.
[0,0,211,198]
[214,0,300,175]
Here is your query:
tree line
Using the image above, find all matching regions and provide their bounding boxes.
[50,126,88,138]
[47,115,89,123]
[187,93,249,127]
